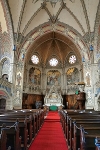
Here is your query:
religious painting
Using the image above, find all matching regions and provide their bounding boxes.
[66,67,79,85]
[29,67,41,85]
[47,70,61,86]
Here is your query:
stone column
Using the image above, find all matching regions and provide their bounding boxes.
[0,63,2,78]
[6,97,13,110]
[13,49,25,109]
[83,63,94,109]
[41,65,46,94]
[23,63,28,93]
[62,66,66,95]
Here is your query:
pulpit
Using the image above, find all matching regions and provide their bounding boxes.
[76,92,86,109]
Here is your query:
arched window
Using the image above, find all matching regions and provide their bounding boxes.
[69,55,76,64]
[31,55,39,64]
[49,58,58,66]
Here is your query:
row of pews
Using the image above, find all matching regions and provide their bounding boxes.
[59,109,100,150]
[0,108,45,150]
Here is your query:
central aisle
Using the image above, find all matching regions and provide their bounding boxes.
[29,111,68,150]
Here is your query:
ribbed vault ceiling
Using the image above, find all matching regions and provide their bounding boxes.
[7,0,99,36]
[0,0,99,64]
[26,32,81,65]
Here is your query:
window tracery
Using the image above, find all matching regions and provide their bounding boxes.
[31,55,39,64]
[69,55,76,64]
[49,58,58,66]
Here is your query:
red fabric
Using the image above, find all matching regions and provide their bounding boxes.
[0,90,6,96]
[29,111,68,150]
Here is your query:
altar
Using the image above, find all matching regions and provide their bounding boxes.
[44,85,63,108]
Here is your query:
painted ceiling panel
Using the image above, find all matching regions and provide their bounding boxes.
[7,0,99,36]
[46,2,61,16]
[24,9,49,36]
[64,0,87,33]
[0,1,7,32]
[20,0,41,33]
[84,0,99,32]
[59,9,84,35]
[8,0,23,32]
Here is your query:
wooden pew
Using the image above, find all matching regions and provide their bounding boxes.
[80,126,100,150]
[17,109,44,135]
[0,121,21,150]
[0,113,33,149]
[59,109,100,150]
[95,137,100,150]
[61,110,100,150]
[69,117,100,149]
[0,114,32,142]
[0,118,28,150]
[59,110,66,135]
[72,121,100,150]
[66,113,100,145]
[61,109,98,138]
[0,109,44,149]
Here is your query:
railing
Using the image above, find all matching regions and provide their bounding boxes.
[23,84,41,94]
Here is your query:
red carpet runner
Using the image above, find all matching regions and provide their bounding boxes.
[29,111,68,150]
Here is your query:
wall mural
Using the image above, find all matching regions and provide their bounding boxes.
[47,70,61,86]
[67,67,79,85]
[29,67,41,85]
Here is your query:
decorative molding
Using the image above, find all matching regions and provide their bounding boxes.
[17,0,27,36]
[94,0,100,47]
[20,22,89,63]
[22,6,42,36]
[64,4,85,35]
[80,0,91,34]
[1,0,14,45]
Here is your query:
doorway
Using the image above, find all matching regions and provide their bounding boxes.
[0,99,6,109]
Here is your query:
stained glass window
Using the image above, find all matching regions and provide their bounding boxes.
[49,58,58,66]
[69,55,76,64]
[31,55,39,64]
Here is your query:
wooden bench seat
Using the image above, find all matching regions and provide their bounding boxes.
[0,118,28,150]
[0,121,21,150]
[60,109,100,137]
[71,121,100,150]
[80,127,100,150]
[0,109,44,149]
[67,114,100,145]
[59,110,100,150]
[95,137,100,150]
[0,115,33,145]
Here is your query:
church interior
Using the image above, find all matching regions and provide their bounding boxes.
[0,0,100,149]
